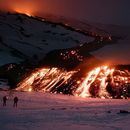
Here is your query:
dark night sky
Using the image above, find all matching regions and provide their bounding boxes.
[0,0,130,26]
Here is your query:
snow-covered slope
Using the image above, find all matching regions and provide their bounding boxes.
[63,19,130,64]
[0,91,130,130]
[41,14,130,64]
[65,19,130,64]
[0,12,94,66]
[0,11,129,67]
[91,24,130,64]
[0,79,9,90]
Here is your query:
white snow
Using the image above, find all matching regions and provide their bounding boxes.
[0,91,129,130]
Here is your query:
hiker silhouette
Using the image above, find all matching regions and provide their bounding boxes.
[13,96,18,107]
[3,96,7,106]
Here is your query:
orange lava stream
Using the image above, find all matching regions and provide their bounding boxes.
[74,66,130,98]
[17,67,77,93]
[17,66,130,98]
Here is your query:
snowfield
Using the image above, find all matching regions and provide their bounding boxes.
[0,91,130,130]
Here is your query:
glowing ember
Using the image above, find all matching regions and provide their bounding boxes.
[60,50,83,62]
[17,66,130,99]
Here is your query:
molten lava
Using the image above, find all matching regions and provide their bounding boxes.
[74,66,115,98]
[17,68,77,93]
[17,66,130,99]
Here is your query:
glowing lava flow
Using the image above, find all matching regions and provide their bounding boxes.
[74,66,115,98]
[74,66,130,98]
[75,67,101,97]
[17,67,77,93]
[17,66,130,98]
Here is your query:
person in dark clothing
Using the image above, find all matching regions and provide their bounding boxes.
[3,96,7,106]
[13,96,18,107]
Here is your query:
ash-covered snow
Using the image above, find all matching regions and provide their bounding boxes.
[0,91,129,130]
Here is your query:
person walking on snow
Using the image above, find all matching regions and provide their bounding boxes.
[13,96,18,107]
[3,96,7,106]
